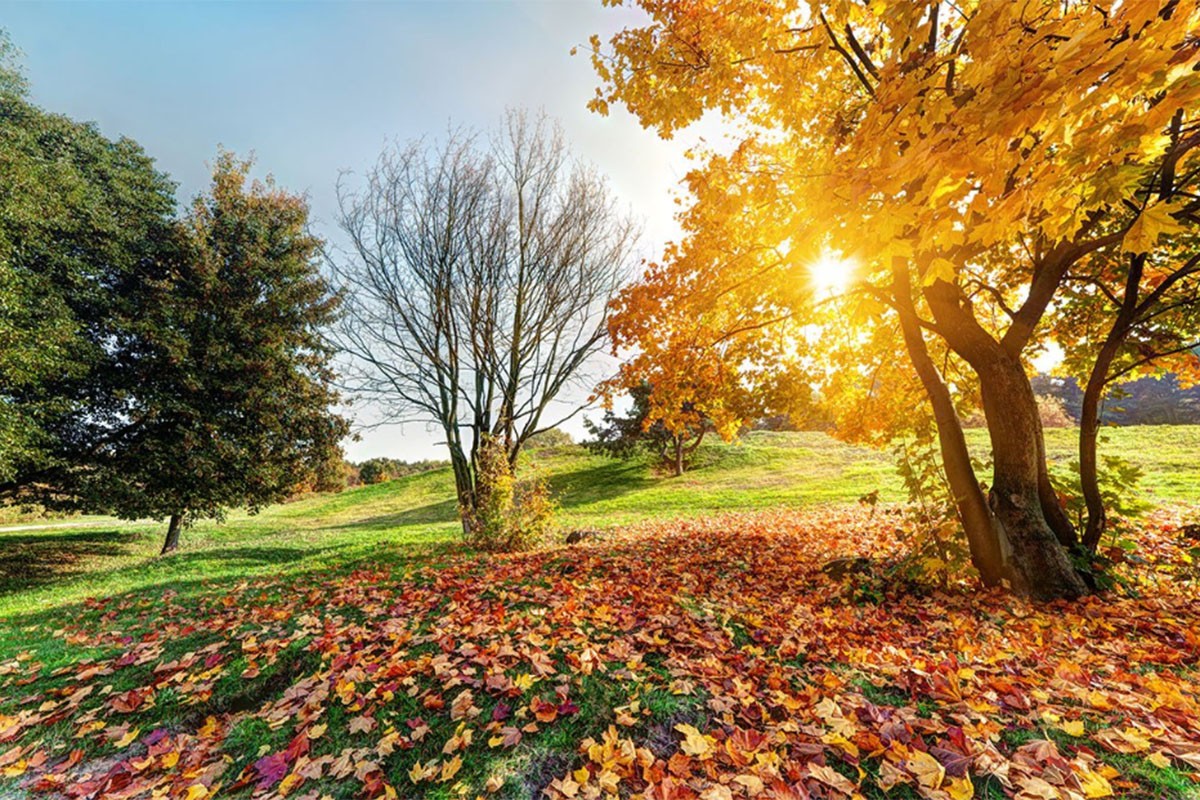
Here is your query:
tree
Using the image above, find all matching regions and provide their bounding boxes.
[78,153,349,553]
[1054,220,1200,549]
[589,0,1200,598]
[0,41,178,498]
[334,110,636,537]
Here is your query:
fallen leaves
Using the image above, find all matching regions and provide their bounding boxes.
[0,507,1197,799]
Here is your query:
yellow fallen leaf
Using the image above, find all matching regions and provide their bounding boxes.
[1058,719,1085,737]
[675,724,714,759]
[116,727,140,749]
[183,785,209,800]
[440,755,462,782]
[1146,751,1171,769]
[1078,767,1113,798]
[946,776,975,800]
[408,760,425,784]
[907,750,945,790]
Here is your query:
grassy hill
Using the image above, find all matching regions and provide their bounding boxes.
[1,426,1197,620]
[0,428,1197,799]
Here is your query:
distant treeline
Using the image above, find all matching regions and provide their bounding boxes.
[1032,373,1200,426]
[348,458,449,486]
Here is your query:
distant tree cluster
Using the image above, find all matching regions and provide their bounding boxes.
[1032,373,1200,426]
[0,36,347,552]
[350,457,449,486]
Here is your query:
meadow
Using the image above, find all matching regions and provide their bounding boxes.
[0,427,1197,799]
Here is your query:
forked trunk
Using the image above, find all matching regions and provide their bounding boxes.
[161,513,183,555]
[891,266,1005,585]
[978,357,1088,601]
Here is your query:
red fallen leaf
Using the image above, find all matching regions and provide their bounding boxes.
[143,729,169,747]
[285,731,310,761]
[530,696,558,723]
[492,701,512,722]
[667,751,693,777]
[406,718,430,741]
[929,745,973,778]
[254,752,289,789]
[557,700,579,717]
[109,689,145,714]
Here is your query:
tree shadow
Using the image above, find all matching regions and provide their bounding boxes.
[548,459,657,511]
[329,498,461,531]
[0,528,142,596]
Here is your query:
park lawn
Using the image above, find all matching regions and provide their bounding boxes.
[2,426,1198,621]
[0,427,1196,799]
[0,509,1197,799]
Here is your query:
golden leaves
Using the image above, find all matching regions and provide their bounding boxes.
[1123,202,1188,255]
[675,724,716,759]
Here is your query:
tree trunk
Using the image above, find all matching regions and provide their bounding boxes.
[448,443,476,538]
[672,437,685,477]
[977,356,1088,600]
[1079,334,1129,551]
[161,513,183,555]
[891,266,1006,585]
[1080,255,1145,552]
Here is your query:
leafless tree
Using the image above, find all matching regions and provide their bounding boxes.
[332,110,637,528]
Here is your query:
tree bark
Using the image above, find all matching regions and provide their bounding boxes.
[891,266,1006,585]
[672,436,685,477]
[161,513,183,555]
[922,278,1087,600]
[976,356,1088,600]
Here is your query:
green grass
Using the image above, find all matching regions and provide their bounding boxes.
[2,426,1197,621]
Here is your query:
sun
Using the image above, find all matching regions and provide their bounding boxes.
[807,250,856,297]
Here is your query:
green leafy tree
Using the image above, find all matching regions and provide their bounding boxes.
[80,153,349,553]
[0,40,177,494]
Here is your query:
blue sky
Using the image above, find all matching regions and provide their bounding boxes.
[2,1,712,461]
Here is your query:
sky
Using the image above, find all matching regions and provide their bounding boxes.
[1,1,716,462]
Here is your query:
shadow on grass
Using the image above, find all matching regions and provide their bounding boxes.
[0,528,143,597]
[547,459,657,511]
[0,537,461,633]
[329,498,460,531]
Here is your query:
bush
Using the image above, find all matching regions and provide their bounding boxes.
[1037,394,1075,428]
[465,436,556,552]
[525,428,573,450]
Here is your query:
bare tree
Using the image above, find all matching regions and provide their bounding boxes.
[333,110,637,531]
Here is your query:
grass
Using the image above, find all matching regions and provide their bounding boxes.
[0,427,1197,799]
[2,426,1197,621]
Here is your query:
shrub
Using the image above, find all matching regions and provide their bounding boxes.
[525,428,574,450]
[465,436,556,552]
[1037,394,1075,428]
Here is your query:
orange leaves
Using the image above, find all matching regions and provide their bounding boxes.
[3,508,1200,799]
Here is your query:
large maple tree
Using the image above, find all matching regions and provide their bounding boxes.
[589,0,1200,599]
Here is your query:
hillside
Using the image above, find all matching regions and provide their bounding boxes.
[2,427,1197,620]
